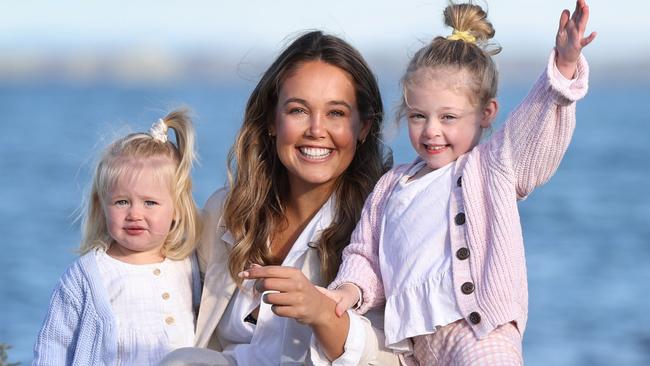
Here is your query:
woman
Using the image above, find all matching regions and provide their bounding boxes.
[162,31,399,365]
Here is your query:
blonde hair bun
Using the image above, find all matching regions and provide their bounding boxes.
[443,2,501,55]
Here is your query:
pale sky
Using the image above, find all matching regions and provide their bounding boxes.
[0,0,644,63]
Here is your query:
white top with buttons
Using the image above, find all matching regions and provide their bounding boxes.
[95,249,195,365]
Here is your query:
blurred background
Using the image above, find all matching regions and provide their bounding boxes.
[1,0,649,364]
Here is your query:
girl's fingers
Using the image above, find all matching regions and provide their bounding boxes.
[335,303,348,317]
[558,9,570,32]
[581,31,597,47]
[577,3,590,34]
[315,286,341,302]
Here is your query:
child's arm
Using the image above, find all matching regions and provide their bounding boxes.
[33,280,83,365]
[327,168,404,314]
[485,0,595,199]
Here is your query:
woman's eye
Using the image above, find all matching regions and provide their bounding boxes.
[289,107,306,115]
[329,110,345,118]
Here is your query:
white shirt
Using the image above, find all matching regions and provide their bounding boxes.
[95,249,195,365]
[379,160,463,349]
[215,197,363,365]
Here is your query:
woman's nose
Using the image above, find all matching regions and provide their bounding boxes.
[305,113,326,139]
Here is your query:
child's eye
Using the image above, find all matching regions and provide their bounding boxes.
[115,199,129,206]
[442,114,457,121]
[408,113,426,121]
[144,200,158,207]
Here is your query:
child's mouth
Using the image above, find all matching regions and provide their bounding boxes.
[424,144,449,154]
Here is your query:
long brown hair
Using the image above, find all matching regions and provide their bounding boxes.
[225,31,391,284]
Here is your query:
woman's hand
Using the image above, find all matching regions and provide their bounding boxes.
[555,0,597,79]
[240,264,351,360]
[239,264,332,326]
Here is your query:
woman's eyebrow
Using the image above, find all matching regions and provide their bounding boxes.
[282,97,309,107]
[327,100,352,110]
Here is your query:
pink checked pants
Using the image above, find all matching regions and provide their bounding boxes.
[403,320,523,366]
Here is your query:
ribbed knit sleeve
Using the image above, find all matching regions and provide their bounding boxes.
[33,274,84,366]
[329,166,409,313]
[33,255,116,365]
[484,51,589,200]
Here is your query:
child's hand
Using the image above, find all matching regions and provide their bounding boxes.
[316,283,361,317]
[555,0,597,79]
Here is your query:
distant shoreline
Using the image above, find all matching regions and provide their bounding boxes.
[0,51,646,85]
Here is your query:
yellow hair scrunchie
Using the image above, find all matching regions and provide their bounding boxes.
[447,29,476,44]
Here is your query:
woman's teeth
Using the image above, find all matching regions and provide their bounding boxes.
[299,147,332,159]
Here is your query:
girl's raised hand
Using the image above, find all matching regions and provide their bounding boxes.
[555,0,597,79]
[238,265,333,326]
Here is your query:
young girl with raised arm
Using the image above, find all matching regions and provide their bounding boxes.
[33,110,202,365]
[325,1,596,364]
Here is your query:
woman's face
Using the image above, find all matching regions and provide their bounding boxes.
[272,60,370,194]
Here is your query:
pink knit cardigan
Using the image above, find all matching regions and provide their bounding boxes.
[330,51,589,339]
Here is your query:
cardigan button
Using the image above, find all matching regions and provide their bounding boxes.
[454,213,466,225]
[162,292,170,300]
[457,176,462,187]
[456,247,470,260]
[469,312,481,324]
[153,268,161,276]
[461,282,475,294]
[165,316,175,325]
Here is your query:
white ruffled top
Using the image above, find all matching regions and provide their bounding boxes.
[379,160,464,349]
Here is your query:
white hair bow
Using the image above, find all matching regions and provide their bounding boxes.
[149,118,168,143]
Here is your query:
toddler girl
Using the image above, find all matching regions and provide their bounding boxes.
[33,109,202,365]
[326,1,595,364]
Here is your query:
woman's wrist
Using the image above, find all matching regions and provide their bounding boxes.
[310,296,351,361]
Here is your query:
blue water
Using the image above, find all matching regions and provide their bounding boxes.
[1,75,649,365]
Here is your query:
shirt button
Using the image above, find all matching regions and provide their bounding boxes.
[153,268,161,276]
[456,247,470,260]
[165,316,175,325]
[457,176,462,187]
[162,292,170,300]
[454,213,466,225]
[461,282,475,294]
[469,312,481,324]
